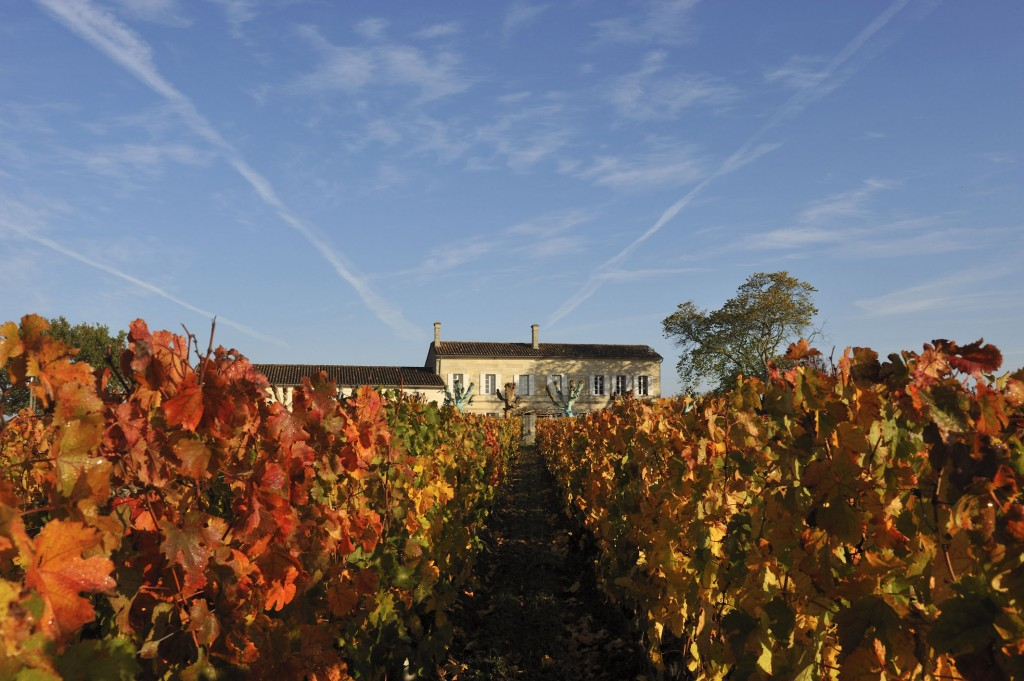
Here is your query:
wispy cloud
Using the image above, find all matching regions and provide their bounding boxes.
[208,0,257,37]
[548,0,914,327]
[597,267,703,282]
[503,2,548,40]
[70,142,213,177]
[743,226,847,251]
[594,0,699,44]
[798,178,893,225]
[399,209,596,281]
[507,209,596,235]
[854,266,1016,317]
[414,22,460,40]
[765,55,829,90]
[473,104,572,171]
[497,91,531,104]
[607,51,738,120]
[576,149,705,190]
[36,0,419,339]
[293,25,470,103]
[112,0,190,26]
[356,17,388,40]
[762,0,915,124]
[0,193,286,346]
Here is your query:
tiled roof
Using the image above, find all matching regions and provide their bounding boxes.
[431,342,662,361]
[253,365,446,388]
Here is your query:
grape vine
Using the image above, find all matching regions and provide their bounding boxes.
[539,340,1023,680]
[1,314,518,680]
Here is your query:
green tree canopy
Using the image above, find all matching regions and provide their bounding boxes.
[662,271,819,392]
[1,316,127,415]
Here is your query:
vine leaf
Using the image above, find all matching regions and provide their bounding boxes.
[173,438,213,480]
[24,520,115,642]
[934,339,1003,377]
[187,599,220,647]
[159,514,226,595]
[163,378,204,432]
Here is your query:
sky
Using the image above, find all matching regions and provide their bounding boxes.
[1,0,1021,396]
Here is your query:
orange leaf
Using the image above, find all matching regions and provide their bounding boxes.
[187,599,221,647]
[265,565,298,612]
[174,438,213,480]
[0,320,24,366]
[24,520,115,642]
[164,379,204,432]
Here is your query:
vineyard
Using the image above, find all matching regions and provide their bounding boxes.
[0,314,519,680]
[4,312,1023,680]
[539,340,1024,680]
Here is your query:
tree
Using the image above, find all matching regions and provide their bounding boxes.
[546,379,585,417]
[662,271,819,391]
[1,316,127,415]
[495,382,523,418]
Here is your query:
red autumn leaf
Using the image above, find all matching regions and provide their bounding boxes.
[974,383,1008,436]
[1006,504,1024,541]
[784,339,821,361]
[24,520,116,642]
[352,511,383,553]
[164,379,204,432]
[933,338,1003,377]
[327,574,360,616]
[124,318,153,380]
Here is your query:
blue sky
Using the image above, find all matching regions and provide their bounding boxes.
[1,0,1021,395]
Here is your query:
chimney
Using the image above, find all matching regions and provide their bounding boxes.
[531,324,539,349]
[433,321,441,349]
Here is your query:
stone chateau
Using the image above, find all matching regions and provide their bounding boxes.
[254,322,662,417]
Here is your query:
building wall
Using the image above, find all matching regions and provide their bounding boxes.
[436,356,661,415]
[264,385,446,410]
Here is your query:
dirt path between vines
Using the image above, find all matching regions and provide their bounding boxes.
[438,446,649,681]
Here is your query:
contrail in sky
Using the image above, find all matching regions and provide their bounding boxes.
[547,0,916,327]
[0,201,288,346]
[35,0,419,340]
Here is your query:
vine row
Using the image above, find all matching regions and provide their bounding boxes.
[1,314,519,680]
[538,340,1023,680]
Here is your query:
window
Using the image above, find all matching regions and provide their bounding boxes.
[614,375,629,395]
[452,374,465,391]
[518,374,531,396]
[484,374,497,394]
[637,375,649,396]
[592,375,605,396]
[549,374,562,391]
